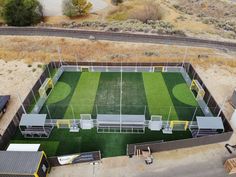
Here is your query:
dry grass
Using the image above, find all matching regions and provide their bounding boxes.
[106,0,235,40]
[107,0,164,21]
[0,36,236,68]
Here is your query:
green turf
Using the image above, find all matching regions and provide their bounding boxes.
[11,128,191,157]
[40,72,81,119]
[13,71,205,157]
[143,72,203,121]
[64,72,101,118]
[162,73,203,120]
[94,72,147,116]
[10,139,59,157]
[143,72,178,120]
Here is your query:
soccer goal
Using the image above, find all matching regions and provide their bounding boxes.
[148,115,162,131]
[154,66,164,72]
[80,114,94,129]
[190,80,205,100]
[170,121,189,131]
[81,66,90,72]
[38,78,53,97]
[56,120,71,129]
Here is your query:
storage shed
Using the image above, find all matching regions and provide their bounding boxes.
[19,114,54,138]
[0,151,50,177]
[0,95,10,117]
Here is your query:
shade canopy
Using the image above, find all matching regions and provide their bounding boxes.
[97,114,145,125]
[20,114,47,127]
[196,116,224,130]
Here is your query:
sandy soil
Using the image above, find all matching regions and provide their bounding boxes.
[195,65,236,118]
[0,60,43,135]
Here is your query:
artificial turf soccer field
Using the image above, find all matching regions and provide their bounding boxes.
[12,71,204,157]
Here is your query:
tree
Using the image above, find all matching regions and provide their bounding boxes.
[0,0,5,17]
[3,0,43,26]
[63,0,92,18]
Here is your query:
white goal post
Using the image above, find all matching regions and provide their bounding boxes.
[80,114,94,129]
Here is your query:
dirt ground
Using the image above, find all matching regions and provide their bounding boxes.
[0,60,43,135]
[0,36,235,65]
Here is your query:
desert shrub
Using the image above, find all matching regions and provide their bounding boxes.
[3,0,43,26]
[202,17,219,25]
[128,0,163,23]
[108,11,128,21]
[110,53,129,59]
[44,18,181,35]
[107,3,132,21]
[111,0,123,6]
[63,0,92,18]
[144,51,159,56]
[216,21,236,33]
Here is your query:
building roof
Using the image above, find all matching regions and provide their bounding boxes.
[0,151,43,175]
[0,95,10,111]
[231,89,236,108]
[20,114,47,127]
[97,114,145,124]
[7,144,40,152]
[196,116,224,130]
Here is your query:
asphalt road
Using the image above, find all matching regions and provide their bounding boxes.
[0,27,236,51]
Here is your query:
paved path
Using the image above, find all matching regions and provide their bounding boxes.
[0,27,236,51]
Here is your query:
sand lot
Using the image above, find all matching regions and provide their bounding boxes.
[0,60,42,135]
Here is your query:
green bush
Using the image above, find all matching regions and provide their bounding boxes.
[0,0,5,17]
[3,0,43,26]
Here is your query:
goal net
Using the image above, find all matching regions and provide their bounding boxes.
[170,121,189,131]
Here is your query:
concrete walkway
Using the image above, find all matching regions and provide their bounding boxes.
[39,0,108,16]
